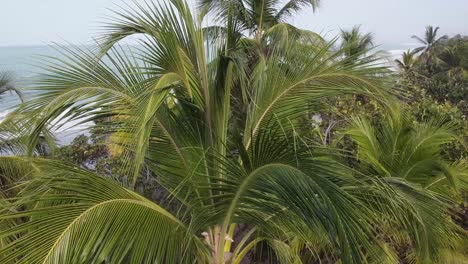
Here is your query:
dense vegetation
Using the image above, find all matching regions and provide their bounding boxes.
[0,0,466,263]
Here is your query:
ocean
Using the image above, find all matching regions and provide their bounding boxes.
[0,45,407,145]
[0,46,90,145]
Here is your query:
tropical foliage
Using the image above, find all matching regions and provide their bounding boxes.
[340,25,374,59]
[0,72,21,100]
[0,1,466,263]
[400,28,467,112]
[345,105,467,258]
[411,26,448,55]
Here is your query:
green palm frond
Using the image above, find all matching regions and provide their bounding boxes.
[384,178,464,263]
[344,105,467,262]
[276,0,320,22]
[346,105,464,189]
[0,159,209,263]
[0,72,23,100]
[199,0,319,36]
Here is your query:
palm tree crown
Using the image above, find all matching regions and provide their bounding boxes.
[412,25,448,54]
[340,25,374,59]
[199,0,320,32]
[395,50,417,71]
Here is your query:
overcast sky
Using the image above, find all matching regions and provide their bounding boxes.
[1,0,467,48]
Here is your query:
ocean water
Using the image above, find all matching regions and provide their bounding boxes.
[0,46,53,109]
[0,46,89,144]
[0,45,407,144]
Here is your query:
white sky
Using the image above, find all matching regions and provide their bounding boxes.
[1,0,467,48]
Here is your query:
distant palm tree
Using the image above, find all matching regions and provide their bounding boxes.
[0,72,22,100]
[340,25,374,59]
[411,25,448,55]
[437,45,468,78]
[395,50,417,71]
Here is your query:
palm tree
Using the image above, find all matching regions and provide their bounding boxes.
[0,0,403,263]
[199,0,320,35]
[437,45,468,78]
[196,0,326,58]
[411,26,448,75]
[411,25,448,55]
[395,50,417,72]
[0,72,22,100]
[344,106,467,262]
[340,25,374,59]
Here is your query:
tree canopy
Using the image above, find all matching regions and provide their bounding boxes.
[0,2,466,264]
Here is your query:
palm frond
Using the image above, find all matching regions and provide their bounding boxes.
[0,159,209,263]
[276,0,320,22]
